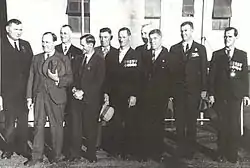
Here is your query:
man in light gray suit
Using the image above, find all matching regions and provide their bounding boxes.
[25,32,73,166]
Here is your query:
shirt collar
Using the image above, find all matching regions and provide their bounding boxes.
[152,47,162,60]
[7,35,20,50]
[182,40,193,49]
[85,50,95,64]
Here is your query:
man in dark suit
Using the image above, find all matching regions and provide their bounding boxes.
[170,21,208,159]
[107,27,142,158]
[25,32,73,166]
[208,27,250,163]
[55,24,82,156]
[139,29,171,161]
[68,34,105,162]
[135,23,152,56]
[1,19,33,159]
[94,27,119,151]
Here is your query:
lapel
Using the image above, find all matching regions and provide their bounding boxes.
[120,47,132,64]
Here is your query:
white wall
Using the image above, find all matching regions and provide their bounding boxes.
[7,0,68,54]
[6,0,250,63]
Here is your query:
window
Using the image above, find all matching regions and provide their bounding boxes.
[182,0,194,17]
[145,0,161,28]
[212,0,232,30]
[66,0,90,33]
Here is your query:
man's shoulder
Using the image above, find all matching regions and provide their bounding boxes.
[170,42,182,51]
[235,48,247,56]
[135,45,144,51]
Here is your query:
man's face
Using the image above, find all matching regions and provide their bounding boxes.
[141,25,150,44]
[99,31,111,47]
[6,23,23,41]
[118,30,130,48]
[42,34,55,53]
[80,38,93,54]
[181,24,193,42]
[60,27,71,43]
[224,29,236,48]
[149,33,162,50]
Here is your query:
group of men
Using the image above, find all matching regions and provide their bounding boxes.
[0,18,249,167]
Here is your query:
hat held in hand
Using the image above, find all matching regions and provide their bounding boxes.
[99,103,114,122]
[43,55,66,77]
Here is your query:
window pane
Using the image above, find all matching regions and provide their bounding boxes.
[182,0,194,17]
[145,0,161,17]
[68,16,81,33]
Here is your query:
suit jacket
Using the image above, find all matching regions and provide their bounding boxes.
[208,48,249,100]
[107,47,142,101]
[142,47,171,105]
[2,36,33,107]
[94,46,119,94]
[55,43,82,61]
[26,51,73,104]
[170,41,208,94]
[72,51,105,105]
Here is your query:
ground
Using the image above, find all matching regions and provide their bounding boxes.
[0,121,250,168]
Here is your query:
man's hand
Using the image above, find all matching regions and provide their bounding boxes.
[209,96,215,105]
[201,91,207,99]
[27,98,33,111]
[128,96,136,107]
[48,69,59,84]
[0,96,3,111]
[104,93,109,104]
[73,90,84,100]
[243,96,250,106]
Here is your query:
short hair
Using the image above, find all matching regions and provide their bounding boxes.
[149,29,162,37]
[141,23,151,30]
[224,27,238,37]
[80,34,96,46]
[181,21,194,29]
[100,27,112,34]
[118,27,131,36]
[43,32,57,42]
[6,19,22,27]
[61,24,73,31]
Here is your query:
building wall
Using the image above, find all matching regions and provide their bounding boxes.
[6,0,250,63]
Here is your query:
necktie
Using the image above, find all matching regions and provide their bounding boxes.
[102,47,109,57]
[63,46,67,55]
[44,53,49,60]
[14,41,19,51]
[226,49,231,61]
[185,44,189,53]
[79,55,87,77]
[152,50,156,63]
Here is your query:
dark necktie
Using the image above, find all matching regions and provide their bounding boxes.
[152,50,156,63]
[14,41,19,51]
[185,44,189,53]
[102,47,109,57]
[226,49,231,61]
[63,46,67,55]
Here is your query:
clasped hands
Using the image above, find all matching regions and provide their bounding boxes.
[72,87,84,100]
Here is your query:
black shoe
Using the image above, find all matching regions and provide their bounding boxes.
[216,155,227,163]
[50,155,65,163]
[63,156,81,162]
[1,151,13,159]
[82,152,97,163]
[24,159,43,166]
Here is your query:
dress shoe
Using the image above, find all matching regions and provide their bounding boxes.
[1,151,13,159]
[50,155,65,163]
[24,159,43,166]
[82,152,97,163]
[216,155,227,163]
[63,156,81,162]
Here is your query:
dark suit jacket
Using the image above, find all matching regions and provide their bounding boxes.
[170,41,208,94]
[106,47,142,102]
[26,51,73,104]
[94,46,119,95]
[2,36,33,108]
[55,43,82,61]
[142,47,171,105]
[208,48,249,100]
[72,51,105,105]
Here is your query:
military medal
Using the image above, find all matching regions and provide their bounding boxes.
[230,70,236,77]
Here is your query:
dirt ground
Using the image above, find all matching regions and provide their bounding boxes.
[0,122,250,168]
